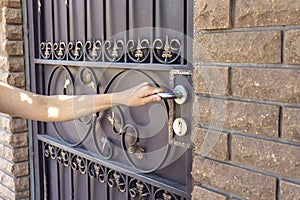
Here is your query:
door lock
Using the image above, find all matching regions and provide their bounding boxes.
[172,118,188,136]
[156,85,188,104]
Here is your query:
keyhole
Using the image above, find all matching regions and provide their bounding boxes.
[178,121,182,134]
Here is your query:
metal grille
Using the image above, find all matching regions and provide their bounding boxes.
[27,0,193,199]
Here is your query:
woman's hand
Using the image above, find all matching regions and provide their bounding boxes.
[114,82,164,107]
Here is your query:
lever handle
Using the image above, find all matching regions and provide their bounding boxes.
[156,92,182,99]
[156,85,187,104]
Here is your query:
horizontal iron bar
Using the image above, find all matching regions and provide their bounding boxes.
[34,58,193,71]
[38,134,189,198]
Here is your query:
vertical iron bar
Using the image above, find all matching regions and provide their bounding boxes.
[128,0,134,31]
[66,0,70,61]
[69,0,74,41]
[125,0,129,63]
[86,167,90,200]
[43,144,48,200]
[50,0,54,60]
[70,163,74,199]
[155,0,161,37]
[53,0,59,43]
[102,0,106,61]
[84,0,88,61]
[86,0,92,40]
[56,158,61,200]
[37,0,42,59]
[59,164,64,200]
[73,170,78,200]
[151,0,155,64]
[182,0,187,65]
[106,0,112,39]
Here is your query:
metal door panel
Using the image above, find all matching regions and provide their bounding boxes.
[27,0,193,199]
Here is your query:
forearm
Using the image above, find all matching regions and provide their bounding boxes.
[0,83,116,122]
[32,94,115,122]
[0,82,162,122]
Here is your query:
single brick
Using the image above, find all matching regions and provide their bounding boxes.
[0,158,29,177]
[0,184,29,199]
[0,0,21,8]
[235,0,300,27]
[0,40,23,56]
[194,0,231,30]
[0,71,25,87]
[280,181,300,200]
[192,128,228,160]
[5,24,23,40]
[0,144,28,162]
[0,23,22,40]
[232,68,300,103]
[284,30,300,65]
[192,186,227,200]
[0,56,24,72]
[0,131,28,147]
[232,135,300,179]
[282,107,300,143]
[0,117,27,133]
[194,31,281,64]
[195,97,279,137]
[0,170,29,191]
[193,65,229,96]
[192,157,276,199]
[1,7,22,24]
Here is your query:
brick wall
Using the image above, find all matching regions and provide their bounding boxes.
[192,0,300,199]
[0,0,30,199]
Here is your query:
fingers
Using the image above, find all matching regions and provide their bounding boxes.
[141,94,162,104]
[138,82,164,97]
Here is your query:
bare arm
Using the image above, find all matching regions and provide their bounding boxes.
[0,82,163,122]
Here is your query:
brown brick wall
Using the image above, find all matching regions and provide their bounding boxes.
[192,0,300,199]
[0,0,29,199]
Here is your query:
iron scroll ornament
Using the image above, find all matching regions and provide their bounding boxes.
[101,70,173,173]
[85,40,102,61]
[39,36,181,64]
[46,67,178,173]
[47,66,114,160]
[43,142,182,199]
[127,37,150,63]
[53,41,67,60]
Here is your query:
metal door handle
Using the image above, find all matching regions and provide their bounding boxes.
[156,85,188,104]
[156,92,182,99]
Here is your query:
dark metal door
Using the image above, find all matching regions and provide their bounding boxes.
[27,0,193,199]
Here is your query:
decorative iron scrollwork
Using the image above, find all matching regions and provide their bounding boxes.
[45,144,57,160]
[68,41,83,61]
[107,170,126,192]
[71,156,87,174]
[57,149,70,167]
[85,40,102,61]
[104,38,125,62]
[39,36,182,64]
[43,142,187,199]
[153,36,181,64]
[40,42,52,59]
[129,179,150,200]
[127,37,150,63]
[53,41,66,60]
[154,190,178,200]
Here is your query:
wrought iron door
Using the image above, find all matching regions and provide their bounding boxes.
[27,0,193,199]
